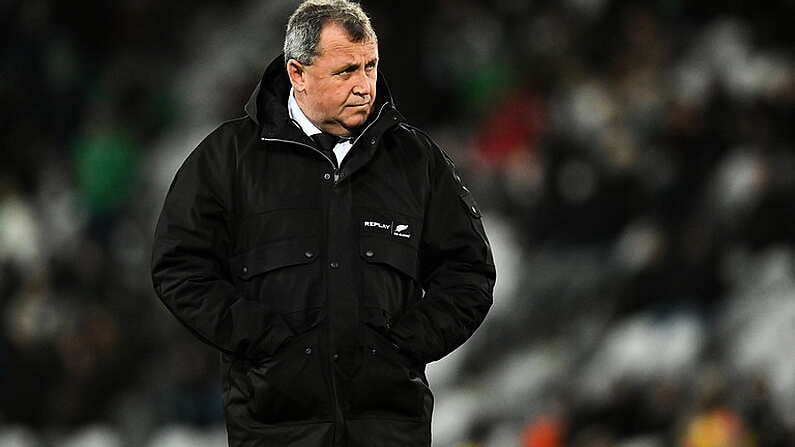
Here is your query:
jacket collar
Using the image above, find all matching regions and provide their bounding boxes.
[244,53,405,143]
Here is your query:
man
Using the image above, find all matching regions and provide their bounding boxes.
[151,1,495,446]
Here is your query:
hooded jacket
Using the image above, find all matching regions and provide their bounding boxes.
[151,54,496,447]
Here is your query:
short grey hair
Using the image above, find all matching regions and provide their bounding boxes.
[284,0,377,65]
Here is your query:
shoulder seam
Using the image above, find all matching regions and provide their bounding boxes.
[216,115,250,130]
[401,124,459,171]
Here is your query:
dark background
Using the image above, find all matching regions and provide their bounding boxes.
[1,1,794,446]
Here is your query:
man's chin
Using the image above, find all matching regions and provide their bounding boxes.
[341,113,371,131]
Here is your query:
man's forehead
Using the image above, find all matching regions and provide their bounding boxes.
[318,40,378,58]
[317,24,378,58]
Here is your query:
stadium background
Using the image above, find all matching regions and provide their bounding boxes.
[1,0,793,445]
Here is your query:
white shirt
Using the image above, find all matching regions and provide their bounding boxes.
[288,88,353,166]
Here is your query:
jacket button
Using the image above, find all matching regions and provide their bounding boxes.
[370,348,377,356]
[329,261,340,269]
[332,353,339,361]
[242,266,248,273]
[364,250,374,257]
[304,251,314,258]
[304,347,312,355]
[370,138,376,145]
[323,173,331,180]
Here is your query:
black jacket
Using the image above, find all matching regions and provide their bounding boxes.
[151,55,496,446]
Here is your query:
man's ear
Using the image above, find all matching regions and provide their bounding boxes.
[286,59,307,92]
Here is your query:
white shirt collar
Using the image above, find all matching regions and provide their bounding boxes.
[288,87,322,137]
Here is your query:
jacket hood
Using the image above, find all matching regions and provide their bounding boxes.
[244,53,403,140]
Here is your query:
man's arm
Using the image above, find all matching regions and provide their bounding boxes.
[387,137,496,364]
[150,126,270,359]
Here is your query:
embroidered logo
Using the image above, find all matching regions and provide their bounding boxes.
[362,219,412,240]
[393,224,411,239]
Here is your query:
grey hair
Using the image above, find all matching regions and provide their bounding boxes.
[284,0,377,65]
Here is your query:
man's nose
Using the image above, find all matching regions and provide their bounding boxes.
[351,72,372,98]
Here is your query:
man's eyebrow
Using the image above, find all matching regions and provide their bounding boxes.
[334,58,379,74]
[334,63,360,73]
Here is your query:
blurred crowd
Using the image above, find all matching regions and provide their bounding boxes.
[1,0,793,446]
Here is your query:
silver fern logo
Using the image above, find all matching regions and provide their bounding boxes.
[393,224,410,238]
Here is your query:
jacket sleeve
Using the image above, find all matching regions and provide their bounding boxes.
[150,126,269,359]
[387,138,496,364]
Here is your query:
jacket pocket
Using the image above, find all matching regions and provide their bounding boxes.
[359,236,420,313]
[229,237,322,314]
[347,323,430,420]
[245,324,332,424]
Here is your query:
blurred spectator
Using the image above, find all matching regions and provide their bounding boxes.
[681,406,752,447]
[520,414,564,447]
[73,128,139,243]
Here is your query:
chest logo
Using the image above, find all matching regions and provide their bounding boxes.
[362,220,412,240]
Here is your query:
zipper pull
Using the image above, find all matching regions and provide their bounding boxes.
[333,170,340,183]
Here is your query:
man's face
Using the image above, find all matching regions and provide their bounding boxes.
[287,23,378,137]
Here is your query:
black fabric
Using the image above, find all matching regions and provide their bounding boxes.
[151,53,495,447]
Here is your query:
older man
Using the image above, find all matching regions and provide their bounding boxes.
[151,1,495,445]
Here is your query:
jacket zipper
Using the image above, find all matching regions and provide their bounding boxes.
[259,137,341,182]
[259,134,344,431]
[258,106,393,438]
